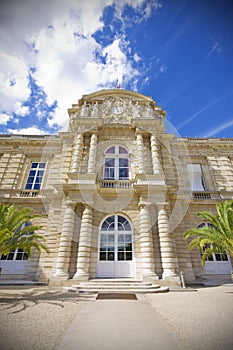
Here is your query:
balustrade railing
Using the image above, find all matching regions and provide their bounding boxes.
[97,179,135,189]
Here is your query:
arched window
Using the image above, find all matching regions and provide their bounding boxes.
[104,145,129,180]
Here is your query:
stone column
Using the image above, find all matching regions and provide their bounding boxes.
[136,130,144,174]
[158,206,178,279]
[139,201,158,281]
[71,133,83,172]
[150,134,162,174]
[87,133,98,173]
[73,205,93,280]
[52,200,76,279]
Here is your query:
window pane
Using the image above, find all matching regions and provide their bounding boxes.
[106,146,115,154]
[108,252,114,261]
[108,234,114,243]
[105,159,115,167]
[0,255,7,260]
[100,252,106,260]
[119,158,128,167]
[31,163,38,168]
[25,183,33,189]
[7,252,14,260]
[126,252,132,260]
[119,168,129,179]
[118,252,124,261]
[39,163,46,168]
[125,234,132,243]
[34,183,41,190]
[119,146,128,154]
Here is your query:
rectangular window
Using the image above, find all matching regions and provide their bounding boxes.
[25,162,46,190]
[187,164,206,191]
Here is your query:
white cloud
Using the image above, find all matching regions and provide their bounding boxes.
[202,120,233,138]
[0,113,13,125]
[0,52,30,114]
[7,126,48,135]
[0,0,160,132]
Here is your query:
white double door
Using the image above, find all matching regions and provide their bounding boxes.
[97,215,134,278]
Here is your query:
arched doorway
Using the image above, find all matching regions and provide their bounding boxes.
[97,214,135,278]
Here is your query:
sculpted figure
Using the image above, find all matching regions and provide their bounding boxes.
[146,101,153,117]
[133,101,141,118]
[103,97,113,114]
[80,101,89,116]
[91,102,99,116]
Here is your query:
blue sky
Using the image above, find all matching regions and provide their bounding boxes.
[0,0,233,138]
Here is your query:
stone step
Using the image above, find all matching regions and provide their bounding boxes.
[79,282,153,288]
[67,286,169,294]
[66,279,169,294]
[73,284,161,290]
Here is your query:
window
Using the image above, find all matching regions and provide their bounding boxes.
[187,164,206,191]
[25,162,46,190]
[104,145,129,180]
[99,215,133,261]
[0,249,28,261]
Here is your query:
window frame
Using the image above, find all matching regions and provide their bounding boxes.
[25,162,46,190]
[103,145,130,180]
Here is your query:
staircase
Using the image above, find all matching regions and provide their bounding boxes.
[66,279,169,294]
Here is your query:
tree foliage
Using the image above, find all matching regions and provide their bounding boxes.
[184,199,233,265]
[0,202,48,257]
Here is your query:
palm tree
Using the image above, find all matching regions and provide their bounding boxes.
[0,202,48,257]
[184,199,233,265]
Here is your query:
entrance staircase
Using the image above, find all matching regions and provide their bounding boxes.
[66,279,169,294]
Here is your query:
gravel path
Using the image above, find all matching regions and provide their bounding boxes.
[0,283,233,350]
[0,286,90,350]
[146,283,233,350]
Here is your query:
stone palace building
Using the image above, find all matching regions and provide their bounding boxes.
[0,89,232,285]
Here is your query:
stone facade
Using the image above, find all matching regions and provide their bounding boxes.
[0,89,232,284]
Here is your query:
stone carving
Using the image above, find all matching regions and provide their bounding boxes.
[104,114,131,125]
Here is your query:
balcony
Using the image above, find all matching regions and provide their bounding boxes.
[97,179,135,189]
[192,191,212,200]
[0,189,41,199]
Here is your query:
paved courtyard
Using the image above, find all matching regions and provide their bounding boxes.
[0,283,232,350]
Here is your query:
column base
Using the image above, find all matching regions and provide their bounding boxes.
[51,269,69,280]
[73,270,89,281]
[162,272,181,285]
[142,272,159,283]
